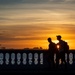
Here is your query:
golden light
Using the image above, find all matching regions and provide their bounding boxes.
[57,45,60,50]
[53,40,59,44]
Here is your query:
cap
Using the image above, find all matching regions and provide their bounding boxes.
[56,35,62,38]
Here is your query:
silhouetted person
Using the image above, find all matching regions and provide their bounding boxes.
[47,38,57,69]
[56,35,69,68]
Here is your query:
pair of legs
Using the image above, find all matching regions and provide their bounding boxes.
[56,52,67,68]
[48,53,55,69]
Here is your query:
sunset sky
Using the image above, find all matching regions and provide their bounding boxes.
[0,0,75,49]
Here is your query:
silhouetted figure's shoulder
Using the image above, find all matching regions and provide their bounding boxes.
[60,40,65,43]
[49,42,56,48]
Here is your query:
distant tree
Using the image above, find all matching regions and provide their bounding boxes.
[40,47,43,50]
[1,47,6,49]
[0,44,1,49]
[33,47,43,50]
[33,47,39,50]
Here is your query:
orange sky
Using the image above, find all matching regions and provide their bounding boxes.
[0,0,75,49]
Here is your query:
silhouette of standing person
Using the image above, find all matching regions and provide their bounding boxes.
[47,38,57,69]
[56,35,68,68]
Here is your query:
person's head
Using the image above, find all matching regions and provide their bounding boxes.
[47,37,52,43]
[56,35,62,41]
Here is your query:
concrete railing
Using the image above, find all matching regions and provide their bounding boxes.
[0,49,75,71]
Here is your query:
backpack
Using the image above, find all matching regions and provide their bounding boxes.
[64,41,69,53]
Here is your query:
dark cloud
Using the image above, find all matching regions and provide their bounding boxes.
[0,25,50,41]
[0,0,48,5]
[0,0,22,5]
[0,17,48,22]
[0,0,75,5]
[0,17,12,21]
[0,35,46,41]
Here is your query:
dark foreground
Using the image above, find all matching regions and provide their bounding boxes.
[0,49,75,74]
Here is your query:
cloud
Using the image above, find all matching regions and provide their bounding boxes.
[0,24,75,41]
[0,17,48,22]
[0,0,75,5]
[0,0,22,5]
[0,35,46,41]
[0,0,48,5]
[0,17,12,21]
[0,25,51,41]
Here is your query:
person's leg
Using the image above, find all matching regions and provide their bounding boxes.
[52,54,55,69]
[61,52,67,70]
[56,53,59,68]
[59,52,65,64]
[49,54,54,69]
